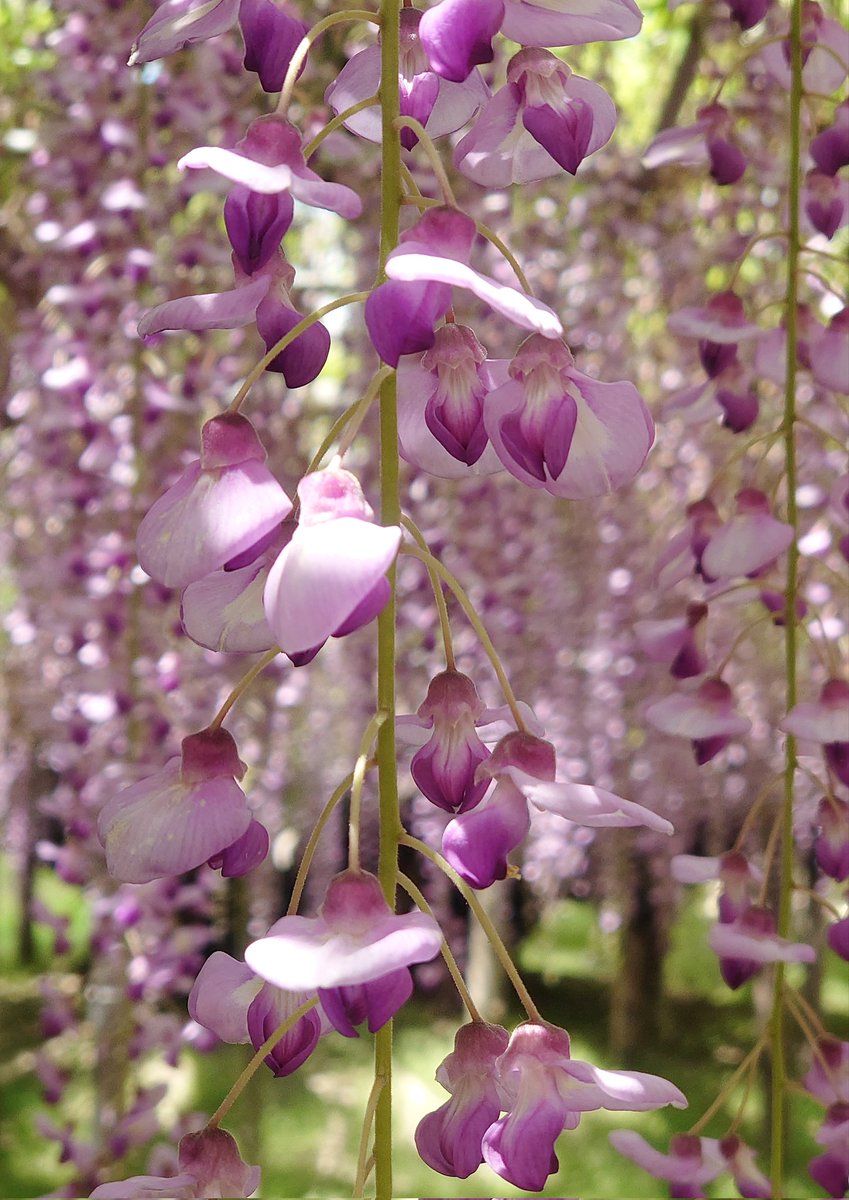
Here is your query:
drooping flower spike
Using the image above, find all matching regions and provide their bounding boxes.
[326,7,489,150]
[98,728,265,884]
[455,50,617,186]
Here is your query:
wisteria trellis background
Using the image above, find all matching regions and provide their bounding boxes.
[0,0,847,1195]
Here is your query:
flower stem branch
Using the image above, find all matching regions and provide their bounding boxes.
[353,1075,386,1198]
[400,193,532,293]
[206,998,318,1128]
[288,770,358,915]
[393,117,457,205]
[688,1032,768,1136]
[400,834,542,1022]
[400,515,455,669]
[227,291,370,414]
[349,711,388,869]
[302,94,381,160]
[401,544,527,731]
[397,870,481,1020]
[208,649,280,731]
[277,10,381,115]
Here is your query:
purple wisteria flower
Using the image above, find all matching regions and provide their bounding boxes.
[609,1130,726,1198]
[811,99,849,176]
[407,670,492,813]
[419,0,642,83]
[262,464,402,655]
[779,678,849,787]
[814,797,849,882]
[239,0,309,93]
[643,103,746,185]
[136,413,292,590]
[760,3,849,94]
[178,115,362,216]
[443,731,672,887]
[90,1128,260,1199]
[810,1102,849,1198]
[128,0,241,66]
[699,488,795,581]
[415,1021,509,1178]
[244,870,443,1035]
[483,1022,686,1191]
[804,169,849,240]
[455,50,616,186]
[97,728,264,884]
[188,950,322,1075]
[366,208,562,366]
[634,601,709,679]
[709,905,816,987]
[645,676,751,765]
[326,8,489,150]
[483,334,654,498]
[396,323,507,475]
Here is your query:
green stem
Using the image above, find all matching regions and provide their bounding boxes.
[400,515,455,668]
[227,291,370,415]
[208,649,280,730]
[287,771,357,915]
[401,834,543,1022]
[353,1076,385,1198]
[394,117,457,205]
[206,998,318,1128]
[374,0,403,1190]
[397,871,481,1020]
[302,94,381,160]
[348,711,388,870]
[770,0,802,1188]
[276,10,381,115]
[401,544,527,731]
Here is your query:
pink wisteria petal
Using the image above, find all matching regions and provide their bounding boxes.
[97,760,252,884]
[138,274,271,336]
[708,922,816,964]
[187,951,261,1043]
[137,460,292,589]
[779,702,849,744]
[128,0,241,66]
[428,70,491,140]
[609,1131,725,1186]
[455,87,541,188]
[181,559,276,653]
[508,771,674,834]
[701,514,794,579]
[645,690,751,739]
[178,146,295,193]
[671,854,724,883]
[244,911,443,989]
[760,21,848,93]
[385,253,563,337]
[90,1172,200,1199]
[396,355,506,477]
[499,0,643,47]
[263,519,401,654]
[325,46,383,142]
[642,121,711,170]
[288,166,363,220]
[578,1064,688,1111]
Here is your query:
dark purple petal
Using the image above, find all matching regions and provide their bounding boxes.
[239,0,309,93]
[699,338,738,378]
[208,820,270,877]
[332,576,391,637]
[707,137,747,185]
[255,294,331,387]
[716,386,758,433]
[726,0,770,28]
[399,72,441,149]
[419,0,505,82]
[442,781,530,888]
[364,279,452,366]
[224,186,294,275]
[522,99,593,175]
[246,987,321,1076]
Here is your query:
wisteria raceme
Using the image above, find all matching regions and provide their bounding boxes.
[3,0,847,1194]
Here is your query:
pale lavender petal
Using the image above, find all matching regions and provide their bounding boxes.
[609,1131,724,1186]
[428,70,491,138]
[642,121,710,170]
[510,772,674,834]
[580,1064,688,1110]
[671,854,722,884]
[90,1173,199,1199]
[385,253,562,336]
[263,519,401,654]
[709,922,816,964]
[187,951,260,1043]
[289,165,363,219]
[178,146,295,193]
[98,760,252,884]
[138,275,271,336]
[419,0,504,82]
[701,514,794,579]
[325,47,384,142]
[128,0,240,66]
[181,560,275,653]
[500,0,643,47]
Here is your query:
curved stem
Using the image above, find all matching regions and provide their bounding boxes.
[206,998,318,1128]
[770,0,803,1187]
[302,94,380,160]
[688,1032,768,1136]
[400,833,542,1022]
[397,871,481,1020]
[277,10,381,115]
[349,711,388,870]
[400,193,532,293]
[338,366,394,459]
[731,771,783,854]
[353,1076,385,1198]
[401,544,527,731]
[394,117,457,205]
[400,515,455,669]
[227,291,370,415]
[287,771,357,915]
[208,649,280,731]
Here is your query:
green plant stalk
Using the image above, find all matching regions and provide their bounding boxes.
[373,0,402,1191]
[770,0,803,1190]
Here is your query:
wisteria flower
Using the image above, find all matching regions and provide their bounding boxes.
[709,904,816,988]
[700,488,794,581]
[415,1020,509,1178]
[810,1103,849,1198]
[804,1037,849,1106]
[326,8,489,149]
[396,323,507,475]
[407,670,493,813]
[128,0,241,66]
[484,334,654,498]
[483,1022,687,1191]
[244,870,443,1033]
[97,728,263,884]
[634,601,708,679]
[455,50,616,186]
[366,208,562,366]
[262,464,402,655]
[804,169,849,240]
[668,291,762,344]
[760,3,849,94]
[642,103,746,185]
[645,676,752,764]
[779,678,849,786]
[609,1130,726,1197]
[655,498,722,589]
[188,950,321,1075]
[814,797,849,882]
[419,0,642,84]
[811,99,849,176]
[136,413,292,590]
[239,0,309,93]
[90,1128,259,1199]
[178,114,362,217]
